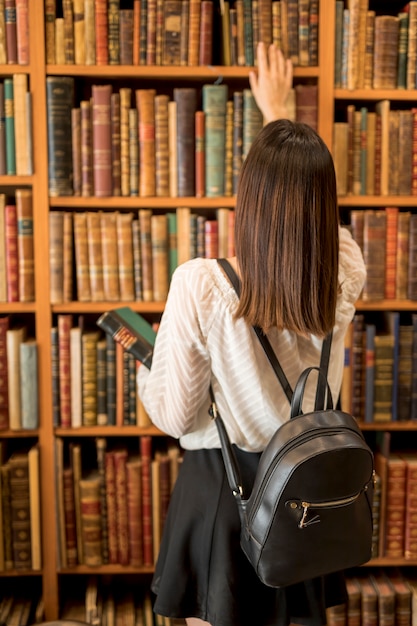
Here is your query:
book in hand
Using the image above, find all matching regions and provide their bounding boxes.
[97,307,156,368]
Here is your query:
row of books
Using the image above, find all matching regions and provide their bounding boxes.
[0,0,29,66]
[49,208,235,305]
[45,0,318,68]
[59,576,185,626]
[333,102,417,198]
[0,443,41,572]
[327,570,417,626]
[55,436,182,569]
[342,312,417,424]
[0,191,35,304]
[46,78,318,198]
[334,1,417,90]
[0,317,38,431]
[348,208,417,302]
[52,314,153,429]
[0,76,33,177]
[0,590,44,626]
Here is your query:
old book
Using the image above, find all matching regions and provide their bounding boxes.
[95,0,108,65]
[358,575,378,626]
[86,211,104,301]
[168,100,178,196]
[44,0,56,63]
[5,203,18,302]
[50,327,60,428]
[105,333,116,426]
[100,212,120,302]
[73,212,91,301]
[151,213,169,302]
[15,189,34,303]
[243,88,263,158]
[110,92,121,196]
[155,94,170,197]
[140,436,153,566]
[371,572,395,626]
[113,449,129,565]
[396,212,410,300]
[129,102,139,196]
[20,339,38,430]
[55,17,65,63]
[363,323,375,424]
[28,444,41,570]
[179,0,189,65]
[0,84,6,175]
[1,463,13,569]
[373,332,395,423]
[62,466,78,566]
[70,443,84,564]
[199,0,213,65]
[12,73,29,176]
[108,0,119,64]
[116,212,135,301]
[151,456,161,561]
[384,454,406,557]
[71,108,81,195]
[345,577,361,626]
[408,2,417,89]
[57,314,72,428]
[224,100,233,196]
[4,78,15,175]
[54,438,67,568]
[388,110,399,196]
[398,110,413,195]
[6,325,26,430]
[95,438,109,563]
[401,454,417,560]
[411,314,417,420]
[389,571,411,626]
[295,84,318,132]
[366,111,376,196]
[195,110,205,198]
[97,306,156,368]
[203,84,228,197]
[46,76,74,197]
[384,207,398,300]
[80,100,93,196]
[72,0,85,64]
[373,15,399,89]
[409,216,417,301]
[92,84,112,197]
[362,210,386,301]
[119,9,133,64]
[136,89,156,197]
[104,450,118,563]
[15,0,28,64]
[146,0,157,64]
[174,88,197,196]
[119,87,131,196]
[139,0,147,64]
[126,457,143,566]
[69,326,82,429]
[79,471,102,566]
[188,0,201,65]
[132,218,143,300]
[5,0,17,63]
[81,331,100,426]
[62,0,75,63]
[0,315,10,430]
[375,99,390,197]
[333,122,348,196]
[139,208,153,301]
[9,451,31,569]
[96,338,107,426]
[62,211,73,302]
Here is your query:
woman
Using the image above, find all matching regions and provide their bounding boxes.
[137,42,366,626]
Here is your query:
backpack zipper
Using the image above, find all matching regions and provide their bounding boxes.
[297,491,364,528]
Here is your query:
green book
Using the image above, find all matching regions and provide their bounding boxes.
[96,306,156,368]
[202,84,228,198]
[4,78,15,175]
[167,212,178,280]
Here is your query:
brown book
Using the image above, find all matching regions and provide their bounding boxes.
[126,458,143,566]
[81,331,99,426]
[116,212,135,301]
[84,0,95,64]
[188,0,201,65]
[132,219,143,300]
[95,438,108,563]
[44,0,56,63]
[1,463,13,569]
[180,0,189,65]
[371,572,395,626]
[139,208,153,301]
[332,122,348,196]
[28,444,41,570]
[129,107,139,195]
[199,0,213,65]
[95,0,108,65]
[373,15,399,89]
[69,326,82,429]
[113,449,129,565]
[295,84,317,133]
[9,452,31,569]
[151,213,169,302]
[69,443,84,565]
[384,454,406,557]
[168,100,178,196]
[62,0,75,64]
[225,100,233,197]
[110,92,121,196]
[389,571,412,626]
[73,0,85,64]
[358,575,378,626]
[86,211,105,301]
[362,210,386,301]
[350,313,365,422]
[146,0,157,64]
[15,0,29,65]
[16,189,34,303]
[174,88,197,197]
[375,99,390,197]
[104,450,118,563]
[119,87,132,196]
[4,204,18,303]
[408,214,417,300]
[140,436,153,566]
[136,89,156,197]
[139,0,147,64]
[71,107,82,196]
[62,211,73,302]
[108,0,120,65]
[5,0,17,63]
[57,314,72,429]
[79,471,102,566]
[73,212,91,301]
[366,111,376,195]
[220,0,231,66]
[345,577,362,626]
[81,100,93,197]
[119,9,134,64]
[398,110,413,196]
[151,457,161,561]
[388,110,399,196]
[401,454,417,560]
[13,73,29,176]
[195,110,205,198]
[396,211,410,301]
[0,315,10,430]
[384,207,398,300]
[46,76,74,191]
[55,17,65,64]
[100,212,120,301]
[96,339,107,426]
[155,94,170,197]
[92,85,112,197]
[62,466,78,566]
[133,0,141,64]
[155,0,164,65]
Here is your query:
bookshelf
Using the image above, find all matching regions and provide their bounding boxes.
[1,0,417,622]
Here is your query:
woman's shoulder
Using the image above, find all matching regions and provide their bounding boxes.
[171,257,239,303]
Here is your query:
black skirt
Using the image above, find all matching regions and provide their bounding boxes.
[151,447,347,626]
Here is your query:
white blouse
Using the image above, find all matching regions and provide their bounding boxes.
[137,226,366,452]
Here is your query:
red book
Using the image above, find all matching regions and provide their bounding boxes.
[126,458,143,566]
[104,451,118,564]
[140,436,153,566]
[5,0,17,64]
[58,314,73,429]
[199,0,213,65]
[15,0,29,65]
[114,449,129,565]
[5,204,18,302]
[384,207,398,300]
[16,189,34,303]
[95,0,109,65]
[92,85,112,197]
[0,315,10,430]
[204,219,218,258]
[63,466,78,567]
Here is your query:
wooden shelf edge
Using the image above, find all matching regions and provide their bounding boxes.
[335,88,417,101]
[357,421,417,431]
[51,302,165,314]
[55,425,164,436]
[0,429,39,437]
[339,195,417,206]
[49,196,236,208]
[363,557,417,566]
[355,299,417,311]
[58,564,155,574]
[0,568,42,576]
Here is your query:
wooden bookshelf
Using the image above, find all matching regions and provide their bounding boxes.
[1,0,417,621]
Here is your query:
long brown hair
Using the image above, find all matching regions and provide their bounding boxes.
[234,119,339,337]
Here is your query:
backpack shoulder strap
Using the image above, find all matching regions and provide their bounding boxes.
[216,258,332,408]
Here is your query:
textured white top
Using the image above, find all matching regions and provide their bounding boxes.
[137,226,366,452]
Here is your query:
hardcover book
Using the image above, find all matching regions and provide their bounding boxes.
[97,307,156,369]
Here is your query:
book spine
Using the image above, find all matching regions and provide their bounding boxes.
[15,0,29,65]
[155,94,170,197]
[119,10,134,65]
[80,100,93,197]
[174,88,197,197]
[44,0,56,63]
[84,0,96,64]
[5,0,17,64]
[0,316,10,429]
[5,203,18,302]
[71,108,81,196]
[95,0,109,65]
[79,474,103,566]
[13,73,28,175]
[116,212,135,301]
[126,460,143,566]
[20,339,38,429]
[81,331,99,426]
[46,77,74,197]
[16,188,34,302]
[114,449,129,565]
[136,89,156,197]
[62,467,78,566]
[108,0,120,65]
[73,0,85,64]
[4,78,16,175]
[188,0,201,65]
[140,436,154,566]
[92,85,113,197]
[62,0,75,64]
[95,438,109,563]
[57,314,73,429]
